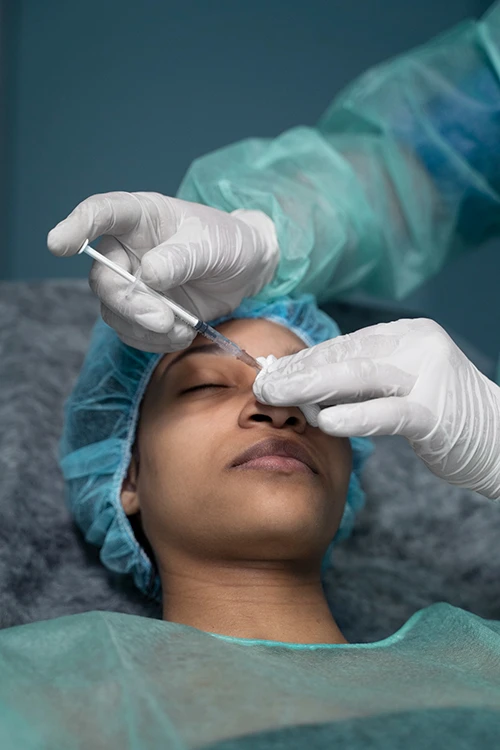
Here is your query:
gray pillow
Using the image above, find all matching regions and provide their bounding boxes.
[0,280,498,642]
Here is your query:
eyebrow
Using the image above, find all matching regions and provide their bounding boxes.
[161,342,305,379]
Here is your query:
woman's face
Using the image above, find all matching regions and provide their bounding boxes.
[121,318,352,572]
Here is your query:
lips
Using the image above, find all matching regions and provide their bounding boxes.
[229,437,319,475]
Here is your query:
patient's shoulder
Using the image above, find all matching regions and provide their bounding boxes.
[413,601,500,639]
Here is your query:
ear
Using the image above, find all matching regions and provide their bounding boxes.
[121,450,141,516]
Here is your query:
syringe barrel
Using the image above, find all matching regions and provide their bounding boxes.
[136,282,199,327]
[78,240,200,329]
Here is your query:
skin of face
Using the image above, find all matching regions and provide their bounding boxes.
[121,318,353,642]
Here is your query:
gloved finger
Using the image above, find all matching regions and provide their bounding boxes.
[88,238,178,334]
[298,403,321,427]
[101,304,196,352]
[254,359,415,406]
[47,191,144,257]
[316,397,431,440]
[139,217,212,292]
[258,320,418,376]
[115,331,193,354]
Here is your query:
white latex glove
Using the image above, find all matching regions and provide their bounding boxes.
[47,191,279,353]
[253,319,500,500]
[256,355,322,426]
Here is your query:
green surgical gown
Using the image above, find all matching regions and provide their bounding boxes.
[177,2,500,383]
[0,602,499,749]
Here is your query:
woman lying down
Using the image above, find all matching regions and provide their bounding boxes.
[1,294,499,750]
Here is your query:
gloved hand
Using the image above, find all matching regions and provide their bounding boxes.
[253,318,500,500]
[47,191,279,352]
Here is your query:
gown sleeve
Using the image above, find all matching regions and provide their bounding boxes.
[177,3,500,305]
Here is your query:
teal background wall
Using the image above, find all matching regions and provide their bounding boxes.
[2,0,498,359]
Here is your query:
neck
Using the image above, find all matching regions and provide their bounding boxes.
[159,555,348,645]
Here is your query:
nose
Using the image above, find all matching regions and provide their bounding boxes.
[238,397,307,433]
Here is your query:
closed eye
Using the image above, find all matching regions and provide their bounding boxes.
[181,383,228,395]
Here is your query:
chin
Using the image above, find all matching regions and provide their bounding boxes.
[246,486,330,523]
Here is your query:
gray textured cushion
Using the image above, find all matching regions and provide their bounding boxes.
[0,280,498,642]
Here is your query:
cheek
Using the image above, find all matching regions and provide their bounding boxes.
[135,410,232,549]
[136,410,224,505]
[323,437,353,494]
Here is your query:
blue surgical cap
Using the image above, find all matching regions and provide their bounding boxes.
[59,293,373,602]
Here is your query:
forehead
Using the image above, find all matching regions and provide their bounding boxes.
[217,317,306,356]
[154,317,307,382]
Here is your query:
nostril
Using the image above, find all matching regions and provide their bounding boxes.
[252,414,273,422]
[251,414,272,422]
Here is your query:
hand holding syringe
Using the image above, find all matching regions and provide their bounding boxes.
[78,240,262,372]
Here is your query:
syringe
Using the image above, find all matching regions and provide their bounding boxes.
[77,239,262,372]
